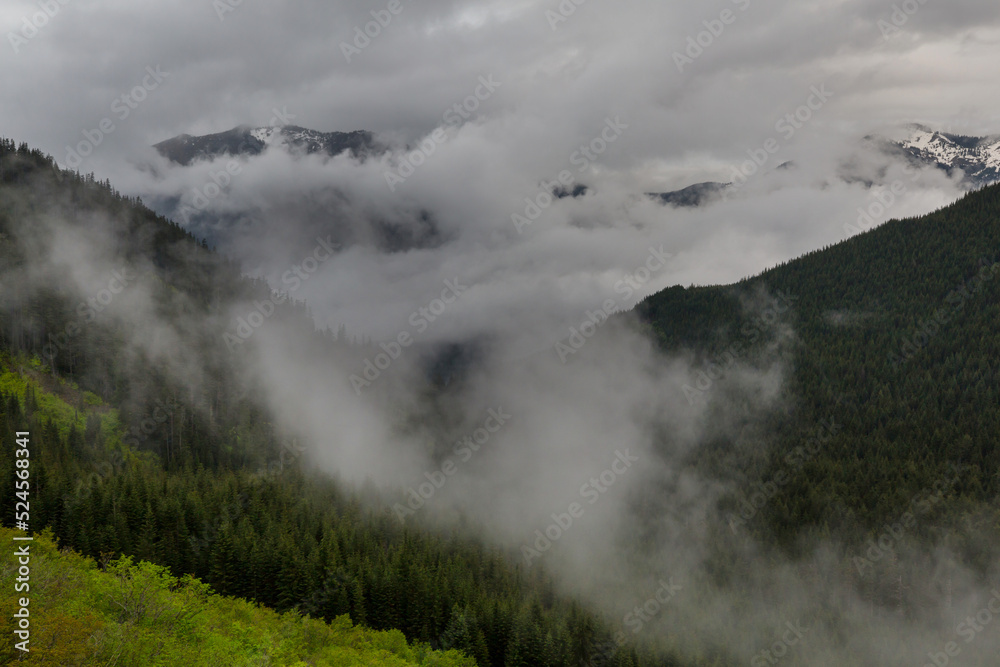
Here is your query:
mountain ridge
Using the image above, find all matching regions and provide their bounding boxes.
[154,124,382,165]
[884,123,1000,187]
[650,124,1000,208]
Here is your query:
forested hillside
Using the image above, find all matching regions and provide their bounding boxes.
[0,525,476,666]
[0,139,662,666]
[637,183,1000,548]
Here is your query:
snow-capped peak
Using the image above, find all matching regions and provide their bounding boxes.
[893,125,1000,187]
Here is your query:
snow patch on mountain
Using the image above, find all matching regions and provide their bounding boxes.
[249,127,277,144]
[154,125,382,166]
[893,124,1000,187]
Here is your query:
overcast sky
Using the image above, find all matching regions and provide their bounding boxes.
[4,0,1000,346]
[4,0,1000,153]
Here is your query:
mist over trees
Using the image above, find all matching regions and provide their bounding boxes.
[2,136,1000,666]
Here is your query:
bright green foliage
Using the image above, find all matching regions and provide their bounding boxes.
[0,367,119,441]
[0,526,476,666]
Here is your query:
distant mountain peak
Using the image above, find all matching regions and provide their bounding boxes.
[647,181,730,208]
[889,124,1000,187]
[154,124,382,166]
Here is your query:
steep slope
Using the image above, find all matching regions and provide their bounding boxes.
[0,139,664,667]
[0,526,475,666]
[636,182,1000,540]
